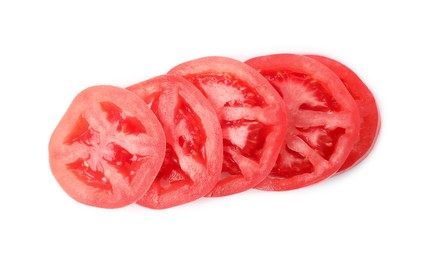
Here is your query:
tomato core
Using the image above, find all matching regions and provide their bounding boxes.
[62,101,149,192]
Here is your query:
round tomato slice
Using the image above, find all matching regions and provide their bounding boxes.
[127,75,223,209]
[245,54,360,191]
[49,86,166,208]
[169,56,287,197]
[306,55,380,173]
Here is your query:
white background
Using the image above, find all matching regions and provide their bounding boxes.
[1,0,430,259]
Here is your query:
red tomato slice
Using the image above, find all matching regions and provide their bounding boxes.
[127,75,223,209]
[49,86,166,208]
[245,54,360,191]
[306,55,380,173]
[169,56,287,197]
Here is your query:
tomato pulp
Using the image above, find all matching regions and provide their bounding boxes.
[306,55,380,173]
[49,86,166,208]
[128,75,223,209]
[169,56,287,197]
[245,54,360,191]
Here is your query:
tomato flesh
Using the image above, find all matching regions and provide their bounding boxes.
[49,86,166,208]
[188,74,270,168]
[264,71,342,178]
[128,75,223,209]
[169,56,287,197]
[187,73,276,189]
[306,55,380,173]
[245,54,360,191]
[153,97,207,192]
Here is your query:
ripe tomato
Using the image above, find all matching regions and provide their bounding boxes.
[245,54,360,191]
[306,55,380,173]
[169,56,287,197]
[49,86,166,208]
[127,75,223,209]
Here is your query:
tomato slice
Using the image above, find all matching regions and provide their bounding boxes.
[49,86,166,208]
[306,55,380,173]
[169,56,287,197]
[245,54,360,191]
[127,75,223,208]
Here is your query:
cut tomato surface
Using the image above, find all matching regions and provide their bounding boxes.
[127,75,223,209]
[49,86,166,208]
[169,56,287,197]
[306,55,380,173]
[245,54,360,191]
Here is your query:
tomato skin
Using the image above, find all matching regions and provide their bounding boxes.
[245,54,360,191]
[169,56,288,197]
[49,86,166,208]
[127,75,223,209]
[306,55,381,173]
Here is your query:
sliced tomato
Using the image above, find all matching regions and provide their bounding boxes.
[245,54,360,191]
[127,75,223,209]
[169,56,287,197]
[49,86,166,208]
[306,55,380,173]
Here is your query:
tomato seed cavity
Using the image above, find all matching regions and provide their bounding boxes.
[296,127,345,161]
[221,148,242,177]
[63,114,100,146]
[270,146,315,178]
[174,97,206,164]
[100,101,147,135]
[103,142,147,184]
[156,143,193,191]
[222,119,271,161]
[66,157,112,191]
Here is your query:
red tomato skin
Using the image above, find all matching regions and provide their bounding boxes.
[127,75,223,209]
[169,56,288,197]
[49,86,166,208]
[245,54,360,191]
[306,55,381,173]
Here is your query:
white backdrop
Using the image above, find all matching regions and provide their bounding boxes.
[1,1,430,259]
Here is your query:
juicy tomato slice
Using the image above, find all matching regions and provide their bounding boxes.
[127,75,223,209]
[306,55,380,173]
[245,54,360,191]
[169,56,287,197]
[49,86,166,208]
